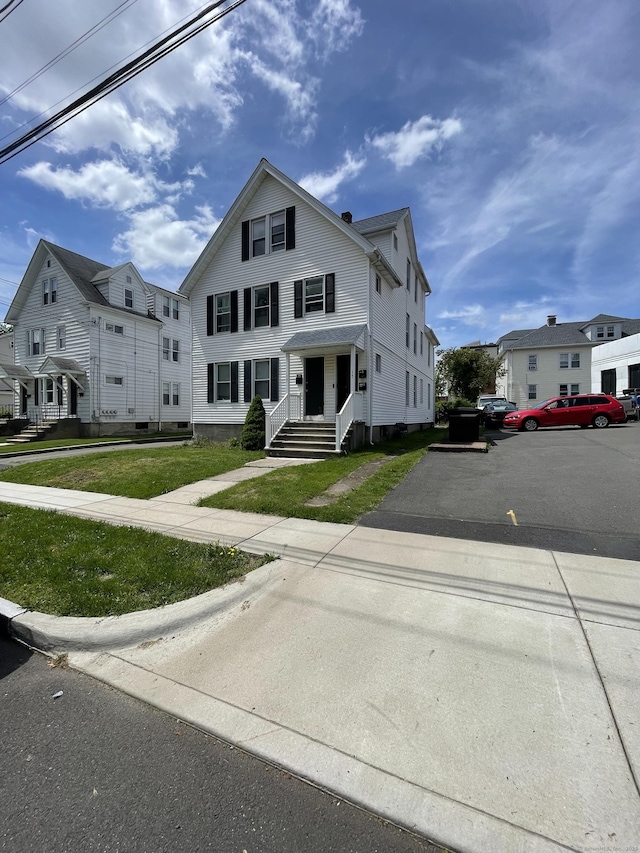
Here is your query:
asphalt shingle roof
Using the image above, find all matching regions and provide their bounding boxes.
[282,324,368,352]
[351,209,408,235]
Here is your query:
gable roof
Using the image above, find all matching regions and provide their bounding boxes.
[179,159,407,296]
[499,315,640,351]
[351,209,409,235]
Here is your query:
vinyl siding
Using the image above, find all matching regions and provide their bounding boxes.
[498,346,594,407]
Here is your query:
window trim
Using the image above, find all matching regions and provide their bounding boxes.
[294,275,334,318]
[42,277,57,306]
[242,207,295,261]
[528,354,538,371]
[105,375,123,386]
[124,288,133,309]
[216,292,231,334]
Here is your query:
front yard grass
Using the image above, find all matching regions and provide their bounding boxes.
[0,502,270,617]
[0,443,264,499]
[0,434,191,454]
[199,427,442,524]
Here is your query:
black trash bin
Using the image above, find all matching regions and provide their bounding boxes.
[448,407,481,442]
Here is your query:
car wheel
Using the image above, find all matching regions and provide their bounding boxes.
[592,414,609,429]
[522,417,538,432]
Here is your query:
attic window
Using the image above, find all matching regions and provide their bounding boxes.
[43,277,57,305]
[125,288,133,309]
[126,275,132,284]
[242,207,295,261]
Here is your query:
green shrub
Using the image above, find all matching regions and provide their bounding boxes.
[241,396,266,450]
[436,397,475,423]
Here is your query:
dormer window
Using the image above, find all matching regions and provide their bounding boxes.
[241,207,295,260]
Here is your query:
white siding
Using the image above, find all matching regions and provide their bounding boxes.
[499,346,594,407]
[591,334,640,393]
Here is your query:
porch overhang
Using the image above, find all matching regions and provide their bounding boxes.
[39,356,86,390]
[0,362,33,390]
[281,324,368,356]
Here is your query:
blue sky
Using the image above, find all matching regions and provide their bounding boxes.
[1,0,639,347]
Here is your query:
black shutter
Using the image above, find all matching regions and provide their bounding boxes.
[244,287,252,331]
[244,360,252,403]
[207,295,214,335]
[207,363,214,403]
[294,280,303,318]
[230,290,238,333]
[285,206,295,250]
[270,281,279,327]
[231,361,239,403]
[241,220,249,261]
[325,273,335,313]
[270,358,279,402]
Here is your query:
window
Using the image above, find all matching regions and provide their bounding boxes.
[375,275,381,294]
[162,383,180,406]
[45,378,54,403]
[406,314,410,348]
[413,323,417,354]
[57,325,66,350]
[216,363,231,401]
[242,207,294,260]
[216,293,230,332]
[414,274,418,303]
[125,288,133,309]
[420,332,423,356]
[105,375,123,385]
[254,286,270,327]
[559,384,579,396]
[606,325,614,338]
[162,382,170,405]
[375,353,381,373]
[406,259,411,289]
[528,384,537,400]
[393,233,398,250]
[427,382,431,408]
[162,296,170,317]
[270,211,285,252]
[162,337,170,360]
[254,360,270,399]
[126,275,132,284]
[28,328,45,356]
[427,342,431,367]
[305,277,324,313]
[172,339,179,363]
[413,375,417,407]
[294,275,334,317]
[560,352,580,369]
[43,277,57,305]
[405,371,410,406]
[172,383,180,406]
[420,378,423,404]
[172,298,179,320]
[528,354,537,371]
[105,323,124,334]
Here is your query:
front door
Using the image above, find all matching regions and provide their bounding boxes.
[305,357,324,416]
[69,381,78,416]
[20,385,27,416]
[336,354,350,413]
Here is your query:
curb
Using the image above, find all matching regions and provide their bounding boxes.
[5,560,284,653]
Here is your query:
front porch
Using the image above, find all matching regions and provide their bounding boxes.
[266,324,368,457]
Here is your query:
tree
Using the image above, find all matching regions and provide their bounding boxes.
[435,347,505,401]
[241,395,266,450]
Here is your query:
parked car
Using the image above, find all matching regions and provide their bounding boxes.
[476,394,508,410]
[502,394,626,431]
[481,401,518,428]
[616,389,640,421]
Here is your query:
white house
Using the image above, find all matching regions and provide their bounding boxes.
[2,240,191,437]
[180,159,436,454]
[591,332,640,394]
[0,325,14,413]
[496,313,640,407]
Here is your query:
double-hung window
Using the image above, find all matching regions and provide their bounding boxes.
[528,354,537,371]
[162,382,179,405]
[162,337,170,360]
[57,325,66,350]
[28,328,45,356]
[254,286,270,327]
[162,382,170,405]
[305,277,324,313]
[216,293,230,333]
[172,299,179,320]
[413,323,417,354]
[406,314,410,348]
[559,383,580,396]
[242,207,295,260]
[528,384,537,400]
[172,383,180,406]
[162,296,171,317]
[293,275,334,317]
[270,211,285,252]
[216,363,231,401]
[172,339,179,362]
[125,288,133,309]
[560,352,580,369]
[43,277,57,305]
[254,360,270,399]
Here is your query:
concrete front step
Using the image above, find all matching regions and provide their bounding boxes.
[267,447,344,459]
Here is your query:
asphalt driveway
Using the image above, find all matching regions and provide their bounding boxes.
[361,420,640,561]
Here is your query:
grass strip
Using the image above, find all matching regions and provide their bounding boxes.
[0,502,271,617]
[0,443,264,499]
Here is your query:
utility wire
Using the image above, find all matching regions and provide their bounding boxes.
[0,0,26,23]
[0,0,141,107]
[0,0,248,163]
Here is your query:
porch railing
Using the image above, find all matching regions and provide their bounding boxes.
[266,392,302,447]
[335,392,363,452]
[25,405,74,426]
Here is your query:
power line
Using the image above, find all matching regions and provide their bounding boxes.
[0,0,26,24]
[0,0,141,108]
[0,0,248,163]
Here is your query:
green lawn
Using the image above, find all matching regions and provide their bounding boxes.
[0,434,190,454]
[0,502,272,617]
[0,443,264,499]
[199,428,442,523]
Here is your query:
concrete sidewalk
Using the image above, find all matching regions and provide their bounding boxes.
[2,466,640,853]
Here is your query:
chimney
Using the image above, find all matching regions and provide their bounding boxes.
[547,315,557,326]
[341,211,353,224]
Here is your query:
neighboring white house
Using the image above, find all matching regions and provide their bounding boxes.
[0,325,14,413]
[2,240,191,436]
[496,314,640,407]
[180,159,436,451]
[591,332,640,394]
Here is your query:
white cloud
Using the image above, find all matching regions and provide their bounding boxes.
[299,151,366,204]
[113,203,219,270]
[438,305,484,325]
[18,160,167,211]
[307,0,365,58]
[371,115,462,169]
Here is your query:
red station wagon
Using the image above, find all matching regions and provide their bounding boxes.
[502,394,626,432]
